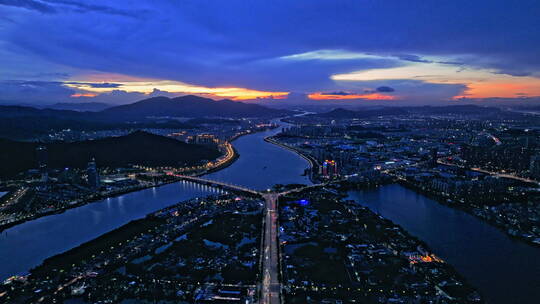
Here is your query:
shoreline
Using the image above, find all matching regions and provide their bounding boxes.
[0,126,266,233]
[281,187,483,303]
[263,136,319,184]
[0,180,178,233]
[397,179,540,248]
[264,131,540,249]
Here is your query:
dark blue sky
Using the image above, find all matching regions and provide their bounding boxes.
[1,0,540,105]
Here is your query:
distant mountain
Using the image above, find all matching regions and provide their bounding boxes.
[311,105,501,119]
[408,105,502,115]
[99,95,292,120]
[316,108,358,118]
[0,105,197,140]
[0,105,89,120]
[0,95,290,140]
[314,107,408,119]
[0,106,97,139]
[0,131,221,178]
[45,102,112,112]
[186,118,242,125]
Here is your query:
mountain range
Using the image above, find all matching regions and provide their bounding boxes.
[98,95,291,120]
[0,95,292,140]
[44,102,112,112]
[309,105,502,119]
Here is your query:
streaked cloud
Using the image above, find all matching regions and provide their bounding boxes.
[1,0,540,105]
[308,92,396,101]
[64,77,289,101]
[332,58,540,99]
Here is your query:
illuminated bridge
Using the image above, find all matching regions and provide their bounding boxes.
[172,174,261,195]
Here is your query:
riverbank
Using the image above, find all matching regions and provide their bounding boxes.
[0,118,310,282]
[281,186,483,303]
[3,195,263,303]
[346,183,540,304]
[397,179,540,247]
[264,136,318,183]
[0,127,259,233]
[0,179,177,233]
[265,132,540,247]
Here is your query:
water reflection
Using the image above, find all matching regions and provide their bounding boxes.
[348,184,540,304]
[0,181,212,279]
[0,120,312,279]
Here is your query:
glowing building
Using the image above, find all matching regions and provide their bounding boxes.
[322,160,338,177]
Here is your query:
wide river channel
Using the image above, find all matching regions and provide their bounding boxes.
[1,121,540,303]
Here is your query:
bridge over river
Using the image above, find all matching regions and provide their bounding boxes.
[175,174,328,304]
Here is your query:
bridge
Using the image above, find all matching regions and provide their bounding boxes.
[173,174,328,304]
[170,174,261,195]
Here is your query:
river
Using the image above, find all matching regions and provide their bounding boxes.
[204,121,312,190]
[348,184,540,304]
[0,122,311,280]
[1,122,540,304]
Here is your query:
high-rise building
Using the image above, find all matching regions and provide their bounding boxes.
[36,145,48,182]
[194,134,218,146]
[322,160,338,177]
[87,158,100,190]
[430,147,438,167]
[530,154,540,179]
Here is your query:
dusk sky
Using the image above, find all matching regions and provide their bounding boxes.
[1,0,540,105]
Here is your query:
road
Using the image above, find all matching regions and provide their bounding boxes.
[437,160,539,184]
[173,175,329,304]
[261,193,281,304]
[0,187,28,210]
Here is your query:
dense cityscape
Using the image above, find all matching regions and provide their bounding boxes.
[2,102,540,303]
[2,1,540,304]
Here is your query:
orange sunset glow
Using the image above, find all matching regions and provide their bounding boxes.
[70,93,98,98]
[308,92,396,100]
[65,75,288,101]
[454,81,540,99]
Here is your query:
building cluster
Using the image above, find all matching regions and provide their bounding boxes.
[278,188,482,303]
[187,133,220,146]
[38,118,275,144]
[472,200,540,245]
[0,150,148,230]
[275,121,459,183]
[0,120,278,231]
[396,166,525,204]
[1,195,263,303]
[273,113,540,249]
[461,142,539,179]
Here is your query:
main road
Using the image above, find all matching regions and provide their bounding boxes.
[172,174,325,304]
[261,193,281,304]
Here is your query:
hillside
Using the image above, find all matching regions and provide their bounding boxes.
[0,112,195,140]
[44,102,112,112]
[0,131,221,178]
[0,95,291,140]
[312,105,501,119]
[99,95,292,120]
[314,107,408,119]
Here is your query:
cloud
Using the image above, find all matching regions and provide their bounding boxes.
[393,54,432,64]
[320,91,354,96]
[0,0,143,17]
[41,0,145,18]
[0,0,56,13]
[376,86,395,93]
[1,0,540,104]
[0,80,164,105]
[0,80,75,103]
[65,82,122,88]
